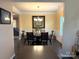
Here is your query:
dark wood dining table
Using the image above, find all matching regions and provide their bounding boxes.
[15,46,59,59]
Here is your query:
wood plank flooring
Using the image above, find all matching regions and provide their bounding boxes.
[14,39,59,59]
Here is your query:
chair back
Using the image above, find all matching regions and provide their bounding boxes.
[41,32,48,40]
[26,32,34,40]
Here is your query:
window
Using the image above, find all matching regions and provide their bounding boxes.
[60,16,64,36]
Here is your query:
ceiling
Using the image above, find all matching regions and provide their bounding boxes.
[12,0,64,2]
[14,2,64,12]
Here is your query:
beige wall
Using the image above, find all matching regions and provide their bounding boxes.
[55,6,64,43]
[19,13,57,34]
[56,8,64,32]
[19,14,32,31]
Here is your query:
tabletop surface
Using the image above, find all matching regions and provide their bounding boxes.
[15,46,59,59]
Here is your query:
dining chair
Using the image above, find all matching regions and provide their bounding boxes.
[26,32,34,45]
[41,32,48,45]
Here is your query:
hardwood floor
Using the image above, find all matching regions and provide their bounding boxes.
[14,39,59,59]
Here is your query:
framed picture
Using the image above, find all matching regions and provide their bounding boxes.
[0,8,11,24]
[32,16,45,28]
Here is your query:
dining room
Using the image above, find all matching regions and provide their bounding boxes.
[12,1,74,59]
[13,2,64,46]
